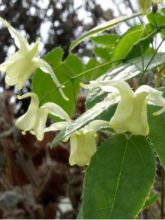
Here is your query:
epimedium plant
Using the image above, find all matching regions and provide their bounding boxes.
[1,0,165,218]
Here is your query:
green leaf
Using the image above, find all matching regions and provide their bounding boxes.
[82,135,156,219]
[112,25,155,62]
[143,191,159,210]
[112,25,144,61]
[148,105,165,169]
[50,47,63,64]
[126,38,155,60]
[147,9,165,27]
[91,34,119,46]
[83,58,98,80]
[70,13,140,51]
[147,9,165,36]
[93,47,111,61]
[32,48,83,116]
[83,58,107,80]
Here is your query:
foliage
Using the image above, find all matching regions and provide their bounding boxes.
[32,47,83,115]
[82,135,156,219]
[1,1,165,219]
[48,4,165,219]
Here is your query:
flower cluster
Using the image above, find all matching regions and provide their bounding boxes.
[0,17,105,167]
[15,92,108,166]
[1,17,165,167]
[15,93,71,141]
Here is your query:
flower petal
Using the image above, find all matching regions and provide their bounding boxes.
[15,93,39,131]
[136,85,165,116]
[41,102,71,122]
[5,74,19,86]
[32,108,48,141]
[0,50,23,74]
[126,92,149,135]
[87,120,109,131]
[28,38,40,59]
[137,0,151,14]
[108,81,134,133]
[152,0,163,3]
[81,80,133,94]
[82,80,133,133]
[5,56,37,90]
[0,17,29,50]
[45,121,69,132]
[81,81,118,93]
[69,129,97,166]
[0,61,12,72]
[124,85,165,135]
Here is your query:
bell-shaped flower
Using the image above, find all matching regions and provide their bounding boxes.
[95,80,134,133]
[15,92,70,141]
[69,120,109,166]
[123,85,165,135]
[82,80,165,136]
[0,17,67,100]
[69,128,97,166]
[46,118,109,166]
[82,80,134,133]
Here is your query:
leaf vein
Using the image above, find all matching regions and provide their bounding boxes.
[108,139,128,217]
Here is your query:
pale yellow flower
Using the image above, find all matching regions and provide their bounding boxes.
[82,80,165,136]
[46,118,108,166]
[16,92,108,165]
[15,92,70,141]
[0,17,67,100]
[69,129,97,166]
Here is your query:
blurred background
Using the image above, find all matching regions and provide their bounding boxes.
[0,0,163,218]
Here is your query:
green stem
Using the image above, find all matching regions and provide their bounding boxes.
[71,59,123,80]
[40,59,122,103]
[139,37,165,83]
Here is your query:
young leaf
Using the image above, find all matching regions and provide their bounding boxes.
[112,24,155,62]
[82,135,156,219]
[70,13,140,51]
